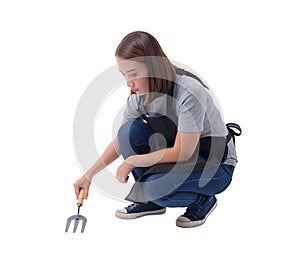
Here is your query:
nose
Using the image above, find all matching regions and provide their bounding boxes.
[127,79,134,87]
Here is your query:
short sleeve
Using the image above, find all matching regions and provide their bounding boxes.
[123,94,143,121]
[177,88,207,132]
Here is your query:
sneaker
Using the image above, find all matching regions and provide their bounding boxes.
[176,196,217,228]
[115,202,166,219]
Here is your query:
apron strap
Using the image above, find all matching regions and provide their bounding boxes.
[226,123,242,145]
[175,67,209,90]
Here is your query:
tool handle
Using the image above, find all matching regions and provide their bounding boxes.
[77,188,85,206]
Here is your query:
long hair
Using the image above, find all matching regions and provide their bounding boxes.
[115,31,176,103]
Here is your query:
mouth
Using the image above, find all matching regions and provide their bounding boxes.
[132,89,139,93]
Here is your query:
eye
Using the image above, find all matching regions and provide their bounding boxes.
[128,73,137,79]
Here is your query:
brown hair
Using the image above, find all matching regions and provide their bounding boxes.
[115,31,176,101]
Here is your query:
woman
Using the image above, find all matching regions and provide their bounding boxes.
[74,31,239,228]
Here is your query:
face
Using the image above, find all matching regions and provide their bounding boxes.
[116,56,149,95]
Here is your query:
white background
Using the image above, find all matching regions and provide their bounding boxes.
[1,0,299,257]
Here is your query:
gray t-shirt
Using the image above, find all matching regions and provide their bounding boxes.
[124,74,237,167]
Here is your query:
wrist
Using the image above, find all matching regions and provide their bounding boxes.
[125,156,136,169]
[85,170,97,181]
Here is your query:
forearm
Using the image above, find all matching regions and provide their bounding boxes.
[125,132,200,168]
[126,147,183,168]
[85,138,120,179]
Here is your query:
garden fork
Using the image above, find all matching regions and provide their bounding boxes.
[65,189,87,233]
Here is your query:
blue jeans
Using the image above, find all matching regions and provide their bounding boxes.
[118,120,235,207]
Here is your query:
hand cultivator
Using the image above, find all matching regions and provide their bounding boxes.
[65,189,87,233]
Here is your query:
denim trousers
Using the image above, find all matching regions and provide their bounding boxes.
[118,120,235,207]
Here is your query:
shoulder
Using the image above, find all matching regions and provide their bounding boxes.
[174,75,209,104]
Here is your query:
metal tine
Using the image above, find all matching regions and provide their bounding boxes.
[65,217,72,232]
[65,215,87,233]
[80,217,87,233]
[73,218,80,233]
[65,215,77,232]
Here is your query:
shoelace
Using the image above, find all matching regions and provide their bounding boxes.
[127,203,142,212]
[183,206,205,221]
[126,202,163,213]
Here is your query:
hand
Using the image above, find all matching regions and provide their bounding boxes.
[116,161,134,183]
[73,175,91,200]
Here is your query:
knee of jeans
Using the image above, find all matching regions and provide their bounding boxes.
[118,120,151,143]
[129,120,154,145]
[118,120,155,155]
[131,121,156,154]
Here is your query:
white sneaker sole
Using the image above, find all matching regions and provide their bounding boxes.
[176,201,218,228]
[115,208,166,219]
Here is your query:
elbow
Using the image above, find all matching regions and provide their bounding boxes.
[177,151,194,162]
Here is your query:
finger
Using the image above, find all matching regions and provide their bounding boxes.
[117,177,128,184]
[74,183,80,199]
[84,187,89,200]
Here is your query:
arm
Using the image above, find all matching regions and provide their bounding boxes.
[74,137,120,199]
[128,131,201,166]
[116,131,200,181]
